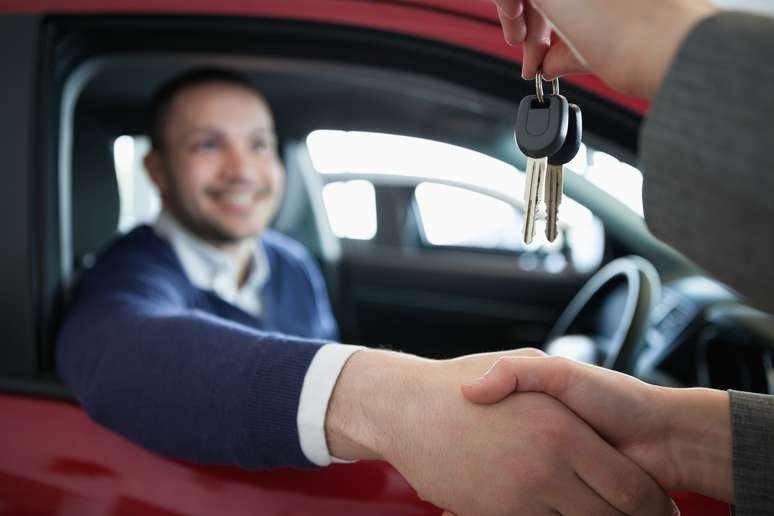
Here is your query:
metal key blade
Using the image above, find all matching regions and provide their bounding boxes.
[545,163,563,242]
[522,157,546,244]
[545,102,582,243]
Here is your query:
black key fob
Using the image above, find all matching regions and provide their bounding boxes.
[515,94,569,159]
[549,103,582,166]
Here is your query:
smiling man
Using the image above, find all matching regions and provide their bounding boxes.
[59,69,347,467]
[56,68,675,516]
[146,74,285,257]
[141,70,334,337]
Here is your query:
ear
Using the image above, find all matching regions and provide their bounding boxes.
[144,149,168,195]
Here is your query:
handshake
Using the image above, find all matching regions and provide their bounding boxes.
[322,2,737,514]
[325,348,732,516]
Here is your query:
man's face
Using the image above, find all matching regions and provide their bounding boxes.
[147,81,285,246]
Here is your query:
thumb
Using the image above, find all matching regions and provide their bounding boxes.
[461,356,570,404]
[540,38,590,79]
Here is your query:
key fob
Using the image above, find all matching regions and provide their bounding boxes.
[515,94,569,159]
[548,103,582,166]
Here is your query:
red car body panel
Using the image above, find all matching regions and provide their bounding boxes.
[0,395,437,515]
[0,394,729,515]
[1,0,649,113]
[0,1,726,514]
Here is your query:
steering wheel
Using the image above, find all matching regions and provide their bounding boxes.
[544,256,661,374]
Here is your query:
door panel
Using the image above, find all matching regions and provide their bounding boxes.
[0,394,438,516]
[337,246,588,358]
[0,393,730,516]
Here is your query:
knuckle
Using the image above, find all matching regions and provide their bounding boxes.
[543,356,573,393]
[518,347,546,358]
[544,354,568,367]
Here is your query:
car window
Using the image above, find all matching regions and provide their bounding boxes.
[112,135,160,231]
[306,130,621,274]
[321,179,377,240]
[413,182,522,250]
[567,143,643,217]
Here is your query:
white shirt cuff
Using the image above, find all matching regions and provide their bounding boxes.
[297,343,364,466]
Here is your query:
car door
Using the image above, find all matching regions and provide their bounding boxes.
[0,6,732,516]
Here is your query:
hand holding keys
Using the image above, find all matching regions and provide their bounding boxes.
[515,74,583,244]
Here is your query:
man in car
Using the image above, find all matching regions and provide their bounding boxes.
[56,68,675,516]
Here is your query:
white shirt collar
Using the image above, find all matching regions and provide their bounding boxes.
[153,210,270,316]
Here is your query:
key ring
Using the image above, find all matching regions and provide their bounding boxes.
[535,72,560,104]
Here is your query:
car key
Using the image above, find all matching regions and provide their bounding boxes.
[515,74,568,244]
[545,102,582,242]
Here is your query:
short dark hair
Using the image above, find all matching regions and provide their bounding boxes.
[146,67,265,150]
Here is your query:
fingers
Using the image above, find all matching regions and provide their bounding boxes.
[492,0,589,80]
[520,0,552,79]
[462,356,571,404]
[493,0,522,17]
[507,346,546,358]
[571,426,676,516]
[540,38,590,79]
[495,2,527,45]
[553,470,627,516]
[461,358,519,403]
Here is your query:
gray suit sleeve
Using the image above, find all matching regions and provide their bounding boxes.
[640,12,774,513]
[640,11,774,316]
[729,390,774,515]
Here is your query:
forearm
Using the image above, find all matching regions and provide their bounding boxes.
[728,390,774,514]
[57,299,325,469]
[662,387,733,501]
[324,349,432,461]
[324,349,530,462]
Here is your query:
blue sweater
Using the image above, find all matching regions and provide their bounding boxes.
[56,226,339,469]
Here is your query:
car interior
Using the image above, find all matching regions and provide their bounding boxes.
[3,13,773,401]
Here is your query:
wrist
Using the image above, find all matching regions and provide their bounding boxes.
[663,387,732,501]
[324,349,431,462]
[638,2,718,98]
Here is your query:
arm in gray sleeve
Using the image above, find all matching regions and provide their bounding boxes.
[640,11,774,511]
[728,390,774,515]
[640,11,774,315]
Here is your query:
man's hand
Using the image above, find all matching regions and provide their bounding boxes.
[461,356,734,503]
[326,348,676,515]
[491,0,717,98]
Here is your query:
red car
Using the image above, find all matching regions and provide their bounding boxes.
[1,1,766,514]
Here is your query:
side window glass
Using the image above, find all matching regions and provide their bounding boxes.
[566,143,643,216]
[112,135,160,231]
[414,182,521,251]
[322,180,377,240]
[306,130,606,274]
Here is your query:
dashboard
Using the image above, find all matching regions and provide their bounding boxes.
[638,276,774,393]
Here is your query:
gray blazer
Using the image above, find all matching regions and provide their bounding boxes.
[640,11,774,514]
